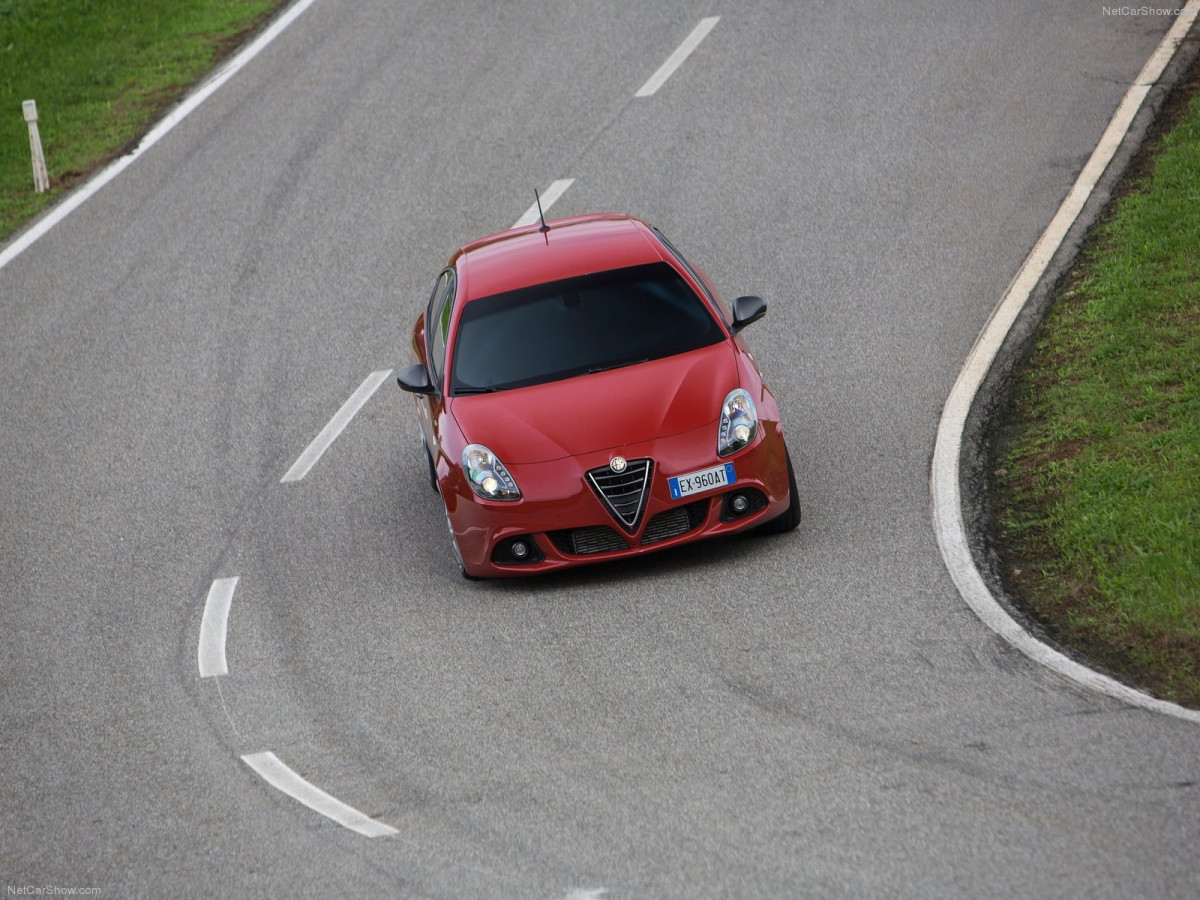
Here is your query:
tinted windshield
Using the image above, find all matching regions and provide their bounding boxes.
[449,262,725,393]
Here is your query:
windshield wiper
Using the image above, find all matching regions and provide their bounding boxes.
[588,358,649,375]
[453,386,496,395]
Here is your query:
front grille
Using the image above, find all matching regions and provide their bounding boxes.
[641,499,710,545]
[549,525,628,556]
[586,458,653,532]
[549,497,709,557]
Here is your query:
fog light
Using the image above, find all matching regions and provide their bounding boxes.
[492,535,544,566]
[719,488,767,524]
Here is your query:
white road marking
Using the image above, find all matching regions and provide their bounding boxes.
[931,1,1200,724]
[635,16,719,98]
[198,576,239,677]
[512,178,576,229]
[241,751,399,838]
[562,890,608,900]
[281,369,392,483]
[0,0,320,274]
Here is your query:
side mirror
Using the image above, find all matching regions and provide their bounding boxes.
[731,295,767,333]
[397,363,435,395]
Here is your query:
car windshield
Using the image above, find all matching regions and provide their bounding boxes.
[449,262,725,393]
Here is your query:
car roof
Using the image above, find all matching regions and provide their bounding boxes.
[452,213,667,301]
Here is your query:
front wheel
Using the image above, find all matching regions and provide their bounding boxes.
[756,449,801,535]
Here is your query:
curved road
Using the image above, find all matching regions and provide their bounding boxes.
[3,2,1196,897]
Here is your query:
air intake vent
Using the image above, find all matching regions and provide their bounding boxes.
[641,498,709,545]
[548,525,627,556]
[586,458,653,533]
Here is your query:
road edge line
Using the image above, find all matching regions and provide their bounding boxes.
[931,4,1200,725]
[0,0,320,273]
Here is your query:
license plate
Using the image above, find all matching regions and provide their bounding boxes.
[669,462,736,499]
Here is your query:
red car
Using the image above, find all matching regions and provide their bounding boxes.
[398,213,799,578]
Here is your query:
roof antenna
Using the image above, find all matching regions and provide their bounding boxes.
[535,188,550,233]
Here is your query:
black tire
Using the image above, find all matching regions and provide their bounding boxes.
[756,449,801,535]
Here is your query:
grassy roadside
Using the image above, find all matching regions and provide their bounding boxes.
[0,0,289,242]
[990,64,1200,707]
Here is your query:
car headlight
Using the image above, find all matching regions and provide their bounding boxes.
[718,388,758,457]
[462,443,521,501]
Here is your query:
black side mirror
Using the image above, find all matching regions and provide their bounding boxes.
[397,363,435,394]
[731,295,767,333]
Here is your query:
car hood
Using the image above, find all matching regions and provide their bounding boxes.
[448,343,737,465]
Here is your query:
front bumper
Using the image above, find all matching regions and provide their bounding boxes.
[443,420,791,578]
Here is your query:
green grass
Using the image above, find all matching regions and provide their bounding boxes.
[0,0,286,240]
[992,84,1200,706]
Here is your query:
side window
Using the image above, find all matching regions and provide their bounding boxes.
[652,226,731,324]
[426,269,456,385]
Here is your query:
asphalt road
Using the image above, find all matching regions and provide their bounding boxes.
[2,1,1197,897]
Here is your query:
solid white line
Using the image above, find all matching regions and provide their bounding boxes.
[198,577,239,677]
[281,369,392,483]
[241,751,399,838]
[635,17,719,98]
[0,0,320,274]
[511,178,576,229]
[931,2,1200,724]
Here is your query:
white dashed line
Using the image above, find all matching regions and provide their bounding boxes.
[931,0,1200,724]
[512,178,576,229]
[635,17,719,98]
[241,751,399,837]
[281,369,392,483]
[198,576,239,677]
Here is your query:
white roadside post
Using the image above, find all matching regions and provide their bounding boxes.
[23,100,50,193]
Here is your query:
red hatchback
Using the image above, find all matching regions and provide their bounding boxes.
[398,213,799,578]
